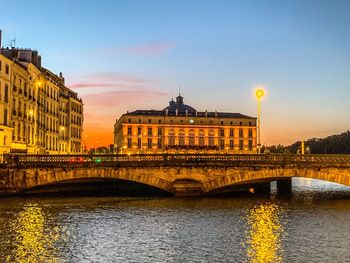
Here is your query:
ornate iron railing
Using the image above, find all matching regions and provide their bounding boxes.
[2,153,350,168]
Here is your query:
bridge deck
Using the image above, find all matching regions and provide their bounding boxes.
[2,154,350,168]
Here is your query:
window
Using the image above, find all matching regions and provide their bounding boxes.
[189,130,195,146]
[158,128,162,136]
[148,127,152,136]
[199,130,205,146]
[127,138,132,148]
[239,140,244,150]
[138,138,141,148]
[239,129,244,138]
[147,138,152,148]
[138,127,142,135]
[209,130,215,146]
[248,140,253,150]
[4,108,7,126]
[219,129,224,137]
[4,84,8,103]
[148,119,151,123]
[248,129,253,138]
[230,121,233,125]
[178,130,185,146]
[127,127,132,135]
[168,129,175,146]
[221,121,224,125]
[5,64,9,75]
[230,140,234,149]
[220,139,225,149]
[158,119,161,124]
[0,61,2,71]
[157,138,162,148]
[128,118,131,123]
[230,129,234,137]
[138,119,141,123]
[239,121,243,126]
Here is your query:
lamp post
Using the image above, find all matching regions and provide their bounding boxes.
[255,88,265,154]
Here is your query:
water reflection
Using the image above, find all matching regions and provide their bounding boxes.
[244,203,284,263]
[7,204,59,263]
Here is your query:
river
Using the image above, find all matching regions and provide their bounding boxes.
[0,178,349,263]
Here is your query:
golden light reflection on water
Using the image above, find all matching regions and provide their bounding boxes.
[7,204,60,263]
[244,203,284,263]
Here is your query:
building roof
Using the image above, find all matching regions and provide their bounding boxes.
[126,94,255,119]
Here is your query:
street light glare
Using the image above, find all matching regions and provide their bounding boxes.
[255,88,265,99]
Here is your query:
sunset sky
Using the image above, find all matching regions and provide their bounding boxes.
[1,0,349,148]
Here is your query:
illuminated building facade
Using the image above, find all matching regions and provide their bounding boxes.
[114,94,257,154]
[0,30,83,154]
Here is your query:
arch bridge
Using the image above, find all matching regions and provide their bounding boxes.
[0,154,350,196]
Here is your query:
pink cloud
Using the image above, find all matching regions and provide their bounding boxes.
[67,72,154,90]
[104,42,176,56]
[128,42,176,55]
[83,89,167,109]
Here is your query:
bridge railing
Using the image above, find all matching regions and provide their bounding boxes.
[2,153,350,168]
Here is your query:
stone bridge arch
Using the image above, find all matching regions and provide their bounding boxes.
[202,166,350,193]
[7,167,175,194]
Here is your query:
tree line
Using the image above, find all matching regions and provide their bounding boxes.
[264,130,350,154]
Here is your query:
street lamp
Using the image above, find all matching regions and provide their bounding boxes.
[255,88,265,154]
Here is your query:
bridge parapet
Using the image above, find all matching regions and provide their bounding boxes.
[2,154,350,168]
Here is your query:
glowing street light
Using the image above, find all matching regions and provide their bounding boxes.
[255,88,265,154]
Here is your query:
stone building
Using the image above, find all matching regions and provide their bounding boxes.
[114,94,257,154]
[0,30,84,154]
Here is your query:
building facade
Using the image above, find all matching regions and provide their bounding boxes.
[0,30,84,154]
[114,94,257,154]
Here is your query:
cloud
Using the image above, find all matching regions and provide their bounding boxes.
[69,71,169,148]
[127,42,176,55]
[104,42,176,56]
[68,72,154,90]
[83,89,167,110]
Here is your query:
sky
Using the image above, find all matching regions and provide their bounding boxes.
[1,0,349,147]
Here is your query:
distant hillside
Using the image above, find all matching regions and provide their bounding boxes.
[265,131,350,154]
[289,131,350,154]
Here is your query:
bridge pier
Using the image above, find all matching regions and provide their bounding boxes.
[172,179,203,197]
[277,178,292,196]
[253,182,271,195]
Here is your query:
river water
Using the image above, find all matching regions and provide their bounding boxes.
[0,178,349,263]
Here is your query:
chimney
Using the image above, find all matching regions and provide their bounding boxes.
[59,72,65,85]
[0,30,2,53]
[38,55,42,68]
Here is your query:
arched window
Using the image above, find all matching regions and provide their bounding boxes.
[189,130,195,146]
[199,130,205,146]
[209,130,215,146]
[179,130,185,146]
[168,129,175,146]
